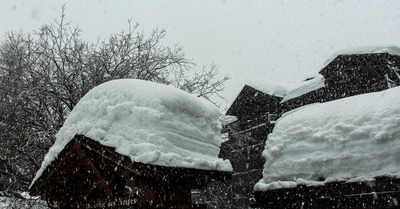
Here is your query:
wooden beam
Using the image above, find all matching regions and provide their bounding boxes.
[75,144,112,198]
[31,141,82,196]
[77,136,231,181]
[80,181,98,200]
[85,157,112,197]
[79,141,143,176]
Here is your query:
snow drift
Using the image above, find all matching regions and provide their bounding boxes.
[32,79,232,186]
[255,87,400,191]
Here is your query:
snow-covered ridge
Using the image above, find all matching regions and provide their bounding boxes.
[224,75,326,112]
[230,46,400,109]
[247,74,325,102]
[255,86,400,191]
[32,79,232,186]
[223,79,292,114]
[323,46,400,66]
[280,74,325,103]
[246,79,296,98]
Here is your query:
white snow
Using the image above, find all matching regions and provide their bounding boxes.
[31,79,232,187]
[247,79,296,98]
[220,115,238,126]
[0,197,46,209]
[254,87,400,191]
[323,46,400,67]
[280,74,325,103]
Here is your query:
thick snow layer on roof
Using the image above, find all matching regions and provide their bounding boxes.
[323,46,400,67]
[32,79,232,186]
[280,74,325,103]
[247,79,295,98]
[254,87,400,191]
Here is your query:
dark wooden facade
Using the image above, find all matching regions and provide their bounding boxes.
[251,176,400,209]
[282,52,400,112]
[226,85,283,123]
[29,135,231,209]
[206,86,281,208]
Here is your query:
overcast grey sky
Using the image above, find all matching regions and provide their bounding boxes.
[1,0,400,108]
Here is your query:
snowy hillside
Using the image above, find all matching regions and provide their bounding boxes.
[255,87,400,191]
[32,79,232,187]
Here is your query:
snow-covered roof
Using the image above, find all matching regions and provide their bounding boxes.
[223,79,291,114]
[280,74,325,103]
[246,79,295,98]
[323,46,400,67]
[254,86,400,191]
[226,75,325,109]
[32,79,232,186]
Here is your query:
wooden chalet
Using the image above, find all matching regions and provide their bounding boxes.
[320,51,400,97]
[29,135,231,209]
[207,49,400,209]
[205,85,282,208]
[282,51,400,111]
[222,51,400,125]
[250,51,400,209]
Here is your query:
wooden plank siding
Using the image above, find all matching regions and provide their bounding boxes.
[252,176,400,209]
[29,135,231,209]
